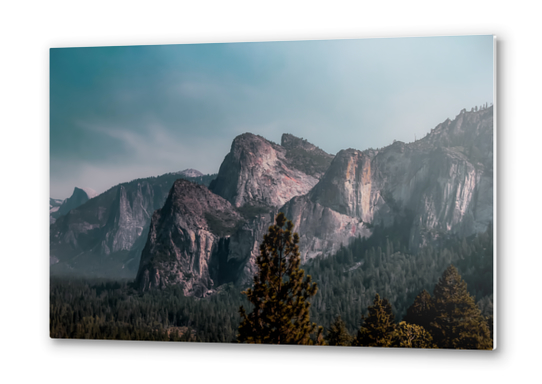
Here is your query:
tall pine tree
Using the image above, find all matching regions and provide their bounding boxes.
[353,293,395,347]
[325,316,352,346]
[403,289,435,331]
[237,212,323,345]
[430,265,492,350]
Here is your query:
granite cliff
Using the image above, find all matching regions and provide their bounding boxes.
[282,107,493,259]
[135,108,493,292]
[49,172,215,278]
[51,107,493,294]
[135,179,244,296]
[209,133,332,208]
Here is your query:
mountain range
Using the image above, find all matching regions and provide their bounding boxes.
[50,107,493,297]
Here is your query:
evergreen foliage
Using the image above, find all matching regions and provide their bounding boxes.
[403,289,435,331]
[429,265,492,350]
[353,294,395,347]
[390,322,434,348]
[237,213,323,345]
[50,218,494,349]
[325,316,352,346]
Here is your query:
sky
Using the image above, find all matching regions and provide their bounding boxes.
[50,35,494,199]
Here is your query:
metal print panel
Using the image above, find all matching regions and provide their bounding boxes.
[50,35,495,349]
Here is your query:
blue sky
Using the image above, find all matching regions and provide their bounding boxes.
[50,35,494,199]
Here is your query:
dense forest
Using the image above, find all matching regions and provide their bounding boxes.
[50,220,493,347]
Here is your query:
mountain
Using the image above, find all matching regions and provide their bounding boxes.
[209,133,333,208]
[135,133,333,293]
[282,107,493,260]
[176,169,204,178]
[135,179,245,296]
[134,107,493,293]
[50,187,97,224]
[49,172,216,278]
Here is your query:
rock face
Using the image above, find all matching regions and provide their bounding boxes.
[53,108,493,294]
[50,187,97,224]
[49,172,216,278]
[281,107,494,259]
[135,179,244,296]
[133,108,493,293]
[209,133,328,208]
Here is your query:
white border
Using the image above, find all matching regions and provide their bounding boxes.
[2,1,542,383]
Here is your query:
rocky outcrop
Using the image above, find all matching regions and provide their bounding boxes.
[49,172,216,278]
[53,107,493,293]
[209,133,325,208]
[281,107,494,258]
[50,187,97,224]
[135,179,244,296]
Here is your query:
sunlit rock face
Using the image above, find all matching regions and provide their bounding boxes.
[209,133,326,208]
[281,107,493,259]
[135,107,493,294]
[53,107,493,294]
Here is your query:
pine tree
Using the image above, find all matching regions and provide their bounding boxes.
[430,265,492,350]
[353,293,395,347]
[391,321,434,348]
[403,289,435,331]
[325,316,352,346]
[237,212,323,345]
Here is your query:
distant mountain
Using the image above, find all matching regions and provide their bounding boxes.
[49,172,216,278]
[50,187,97,224]
[176,169,204,178]
[134,108,493,293]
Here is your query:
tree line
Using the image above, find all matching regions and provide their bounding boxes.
[50,214,493,349]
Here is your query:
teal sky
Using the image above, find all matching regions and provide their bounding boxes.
[50,35,494,199]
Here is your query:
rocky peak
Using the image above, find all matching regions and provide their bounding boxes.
[135,179,243,295]
[209,132,320,208]
[50,172,216,279]
[50,186,97,224]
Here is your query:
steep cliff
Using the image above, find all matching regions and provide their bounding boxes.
[281,107,494,259]
[49,172,216,278]
[209,133,328,208]
[133,107,493,293]
[135,179,244,296]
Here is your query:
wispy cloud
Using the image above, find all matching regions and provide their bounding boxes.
[50,36,494,198]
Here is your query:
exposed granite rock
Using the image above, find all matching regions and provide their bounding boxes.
[135,179,244,296]
[209,133,323,208]
[281,107,494,258]
[49,172,216,279]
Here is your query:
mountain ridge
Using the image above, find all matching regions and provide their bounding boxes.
[133,107,493,292]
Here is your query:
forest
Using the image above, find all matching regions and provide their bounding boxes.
[50,219,493,348]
